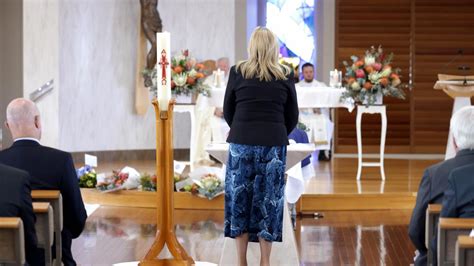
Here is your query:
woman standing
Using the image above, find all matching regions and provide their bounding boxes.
[223,27,299,266]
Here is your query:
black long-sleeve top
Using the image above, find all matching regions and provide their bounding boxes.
[223,65,299,146]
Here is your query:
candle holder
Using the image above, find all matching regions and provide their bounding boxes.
[330,69,342,88]
[140,99,194,266]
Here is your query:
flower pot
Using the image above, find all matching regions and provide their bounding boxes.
[362,91,384,105]
[174,93,194,104]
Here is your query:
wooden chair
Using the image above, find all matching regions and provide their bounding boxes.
[426,204,442,265]
[33,202,54,265]
[455,235,474,266]
[32,190,63,266]
[438,218,474,266]
[0,217,25,265]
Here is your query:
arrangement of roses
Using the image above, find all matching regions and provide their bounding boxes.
[341,45,406,105]
[144,50,211,98]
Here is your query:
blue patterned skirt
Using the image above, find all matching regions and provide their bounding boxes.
[224,143,287,242]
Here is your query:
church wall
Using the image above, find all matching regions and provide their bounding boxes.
[57,0,236,152]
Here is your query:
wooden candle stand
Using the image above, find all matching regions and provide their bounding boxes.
[140,99,194,266]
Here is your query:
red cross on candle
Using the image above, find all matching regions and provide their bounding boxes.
[159,49,169,86]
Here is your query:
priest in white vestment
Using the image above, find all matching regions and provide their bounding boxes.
[297,62,334,160]
[193,58,231,166]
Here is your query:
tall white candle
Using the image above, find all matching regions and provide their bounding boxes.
[156,32,171,111]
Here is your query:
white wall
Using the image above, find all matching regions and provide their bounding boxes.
[23,0,60,148]
[20,0,237,152]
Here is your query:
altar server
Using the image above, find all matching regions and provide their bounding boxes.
[223,27,298,266]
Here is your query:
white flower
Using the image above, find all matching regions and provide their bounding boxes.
[364,56,376,66]
[174,73,188,87]
[369,72,380,83]
[174,55,185,62]
[188,69,197,78]
[351,82,361,91]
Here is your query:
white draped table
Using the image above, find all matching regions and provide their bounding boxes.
[206,143,315,266]
[201,86,354,111]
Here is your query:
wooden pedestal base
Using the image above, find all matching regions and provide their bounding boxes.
[140,100,194,265]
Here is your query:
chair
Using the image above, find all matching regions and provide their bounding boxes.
[32,190,63,266]
[438,218,474,266]
[0,217,25,265]
[426,204,442,265]
[33,202,54,265]
[455,235,474,266]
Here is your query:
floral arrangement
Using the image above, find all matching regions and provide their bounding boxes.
[340,45,406,105]
[194,173,224,200]
[139,173,157,192]
[144,50,210,98]
[96,171,129,192]
[77,165,97,188]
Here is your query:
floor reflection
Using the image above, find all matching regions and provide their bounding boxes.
[73,207,415,265]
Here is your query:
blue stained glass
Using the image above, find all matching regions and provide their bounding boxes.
[266,0,315,64]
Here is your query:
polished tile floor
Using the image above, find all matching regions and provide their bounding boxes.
[72,207,415,265]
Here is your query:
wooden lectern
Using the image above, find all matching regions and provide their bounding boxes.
[140,99,194,266]
[434,74,474,160]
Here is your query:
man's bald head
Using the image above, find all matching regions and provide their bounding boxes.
[5,98,42,140]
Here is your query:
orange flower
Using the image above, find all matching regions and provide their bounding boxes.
[187,77,196,85]
[365,66,374,74]
[380,77,389,87]
[355,60,364,68]
[363,82,372,90]
[174,66,183,74]
[347,77,356,84]
[195,72,205,79]
[390,73,399,80]
[195,63,204,70]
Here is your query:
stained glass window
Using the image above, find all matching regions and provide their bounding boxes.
[266,0,316,64]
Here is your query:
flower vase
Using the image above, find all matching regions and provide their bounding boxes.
[174,93,193,104]
[362,91,384,106]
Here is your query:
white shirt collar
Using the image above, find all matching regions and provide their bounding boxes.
[14,137,40,144]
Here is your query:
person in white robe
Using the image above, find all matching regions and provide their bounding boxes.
[193,58,231,167]
[297,62,334,160]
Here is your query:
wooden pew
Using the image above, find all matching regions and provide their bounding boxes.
[0,217,25,265]
[438,218,474,266]
[33,202,54,265]
[426,204,442,265]
[455,235,474,266]
[32,190,63,266]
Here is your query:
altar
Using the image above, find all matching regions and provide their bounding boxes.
[179,86,354,168]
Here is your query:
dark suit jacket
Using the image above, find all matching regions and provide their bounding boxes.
[0,140,87,266]
[408,149,474,265]
[441,163,474,218]
[0,163,42,265]
[428,162,474,266]
[224,66,299,146]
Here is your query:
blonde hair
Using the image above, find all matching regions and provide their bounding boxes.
[237,27,290,81]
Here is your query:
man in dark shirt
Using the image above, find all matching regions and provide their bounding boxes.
[0,163,41,265]
[0,98,87,266]
[409,106,474,265]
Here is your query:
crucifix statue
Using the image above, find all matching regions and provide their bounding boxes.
[135,0,163,115]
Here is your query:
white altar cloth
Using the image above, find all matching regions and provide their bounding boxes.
[201,86,354,111]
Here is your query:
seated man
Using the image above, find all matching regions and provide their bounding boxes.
[0,98,87,266]
[0,163,42,265]
[409,106,474,265]
[297,62,333,160]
